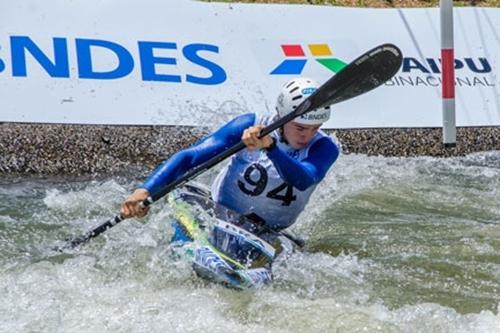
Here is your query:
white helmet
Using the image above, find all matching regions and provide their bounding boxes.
[275,77,331,125]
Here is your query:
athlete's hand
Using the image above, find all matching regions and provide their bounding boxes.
[120,188,151,219]
[242,125,274,151]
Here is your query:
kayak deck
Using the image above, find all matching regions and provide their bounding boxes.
[168,182,276,289]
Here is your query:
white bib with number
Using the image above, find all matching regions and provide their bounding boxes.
[211,115,325,230]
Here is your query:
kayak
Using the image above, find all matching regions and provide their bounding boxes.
[168,182,295,289]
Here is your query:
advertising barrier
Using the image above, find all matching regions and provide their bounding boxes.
[0,0,498,128]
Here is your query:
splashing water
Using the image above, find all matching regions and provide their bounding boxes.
[1,152,499,332]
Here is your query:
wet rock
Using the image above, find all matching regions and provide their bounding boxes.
[330,127,500,158]
[0,123,203,176]
[0,123,498,176]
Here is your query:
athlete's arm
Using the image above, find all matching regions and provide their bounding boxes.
[141,113,257,197]
[266,137,339,191]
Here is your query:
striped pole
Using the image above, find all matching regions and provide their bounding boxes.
[440,0,456,147]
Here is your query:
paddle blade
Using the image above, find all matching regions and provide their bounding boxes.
[57,43,403,250]
[301,43,403,114]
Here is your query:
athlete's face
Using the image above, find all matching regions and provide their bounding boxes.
[282,122,321,149]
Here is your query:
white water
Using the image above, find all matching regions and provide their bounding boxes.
[1,152,500,332]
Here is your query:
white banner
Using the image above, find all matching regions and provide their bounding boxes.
[0,0,498,128]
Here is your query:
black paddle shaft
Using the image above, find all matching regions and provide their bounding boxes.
[149,44,402,203]
[63,43,403,249]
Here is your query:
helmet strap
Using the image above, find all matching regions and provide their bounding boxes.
[278,127,289,145]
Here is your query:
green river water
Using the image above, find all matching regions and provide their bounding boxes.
[1,152,499,332]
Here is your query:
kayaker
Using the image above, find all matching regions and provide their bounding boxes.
[121,76,340,256]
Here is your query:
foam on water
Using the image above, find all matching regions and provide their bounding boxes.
[1,152,500,332]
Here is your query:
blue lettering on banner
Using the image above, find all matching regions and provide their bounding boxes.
[183,43,227,85]
[76,38,134,79]
[402,57,492,74]
[5,35,227,85]
[464,58,491,73]
[11,36,70,77]
[138,41,181,82]
[402,58,430,73]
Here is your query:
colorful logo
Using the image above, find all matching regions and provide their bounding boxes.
[301,87,316,94]
[270,44,347,75]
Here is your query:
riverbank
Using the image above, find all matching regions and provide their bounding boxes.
[1,123,498,175]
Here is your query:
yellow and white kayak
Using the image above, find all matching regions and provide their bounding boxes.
[168,182,293,289]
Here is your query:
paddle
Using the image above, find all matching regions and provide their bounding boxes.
[60,43,403,250]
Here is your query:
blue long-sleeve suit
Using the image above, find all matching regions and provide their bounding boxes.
[143,113,339,228]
